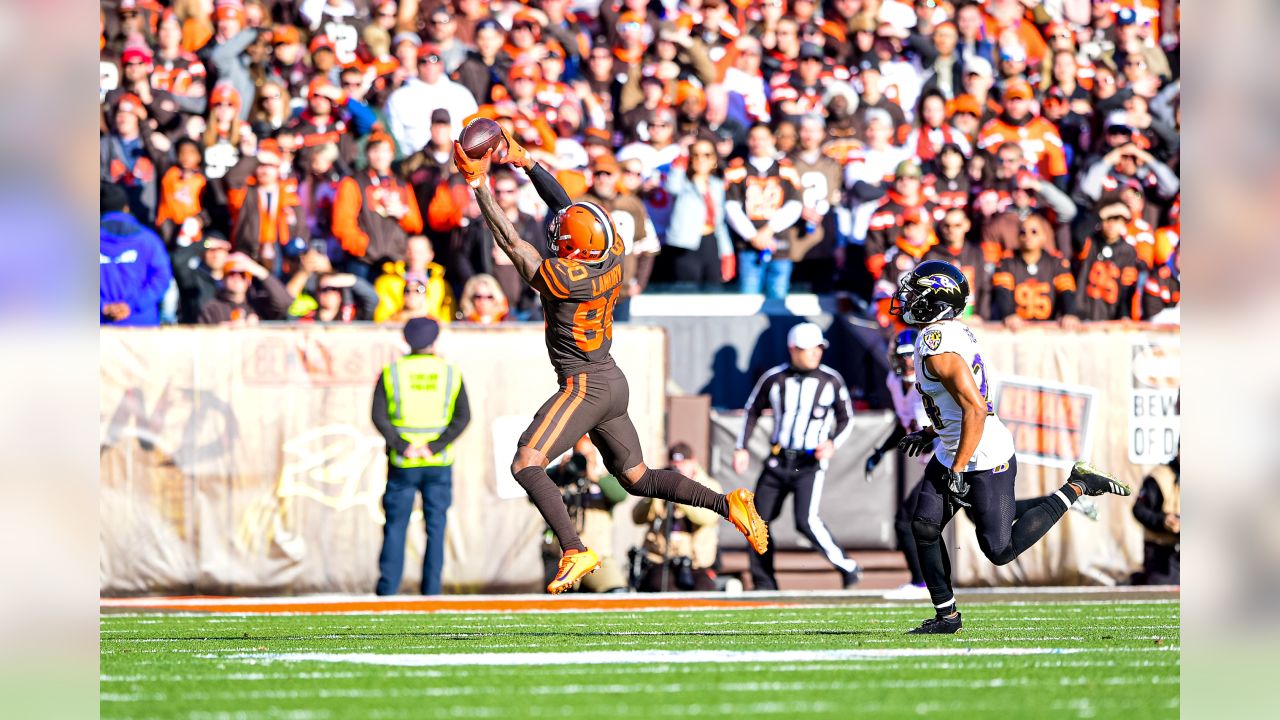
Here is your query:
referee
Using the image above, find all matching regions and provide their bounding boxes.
[732,322,862,590]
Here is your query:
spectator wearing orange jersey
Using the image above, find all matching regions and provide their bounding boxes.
[101,92,171,225]
[976,80,1069,189]
[153,11,209,109]
[333,132,423,281]
[286,78,358,173]
[155,138,211,246]
[865,160,939,283]
[1075,202,1142,322]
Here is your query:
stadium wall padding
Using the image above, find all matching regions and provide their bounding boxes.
[100,324,667,596]
[100,322,1177,594]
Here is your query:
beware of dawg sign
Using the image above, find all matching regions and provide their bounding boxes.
[993,376,1098,468]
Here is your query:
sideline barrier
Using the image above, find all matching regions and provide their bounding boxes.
[100,324,666,596]
[101,322,1177,593]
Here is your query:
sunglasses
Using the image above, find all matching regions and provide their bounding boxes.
[623,168,643,175]
[261,93,282,100]
[1100,215,1129,222]
[431,17,450,24]
[595,170,616,176]
[342,80,362,87]
[406,284,428,294]
[472,294,495,300]
[692,151,715,158]
[422,54,441,64]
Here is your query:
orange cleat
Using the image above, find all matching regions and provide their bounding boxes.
[727,488,769,555]
[547,548,601,594]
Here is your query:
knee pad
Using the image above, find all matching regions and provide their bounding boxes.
[911,518,942,545]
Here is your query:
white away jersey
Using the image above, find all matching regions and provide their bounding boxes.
[914,320,1015,471]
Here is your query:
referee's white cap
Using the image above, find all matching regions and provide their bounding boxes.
[787,322,829,350]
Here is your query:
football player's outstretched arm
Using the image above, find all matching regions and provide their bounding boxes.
[927,352,987,472]
[474,183,543,283]
[499,127,572,214]
[455,142,543,283]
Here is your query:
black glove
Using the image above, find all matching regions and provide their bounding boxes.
[944,469,972,509]
[898,430,934,457]
[864,450,884,477]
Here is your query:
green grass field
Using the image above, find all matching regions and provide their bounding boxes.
[101,599,1179,719]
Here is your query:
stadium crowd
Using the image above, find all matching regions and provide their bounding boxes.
[99,0,1180,329]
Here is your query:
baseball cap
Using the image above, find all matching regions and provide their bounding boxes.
[309,35,336,54]
[101,181,129,214]
[863,107,893,128]
[1000,44,1027,64]
[902,207,925,224]
[1105,110,1134,133]
[392,31,422,48]
[799,42,824,61]
[255,139,283,166]
[1003,80,1034,102]
[366,130,394,149]
[895,159,922,178]
[431,108,451,125]
[508,62,541,82]
[787,322,829,350]
[203,230,231,249]
[271,25,301,45]
[404,317,441,350]
[115,93,146,118]
[1116,7,1138,26]
[591,153,621,175]
[120,46,153,65]
[583,127,612,147]
[948,94,982,117]
[939,142,965,158]
[418,42,443,61]
[669,442,695,463]
[964,56,993,79]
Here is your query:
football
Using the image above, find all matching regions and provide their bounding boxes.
[459,118,504,160]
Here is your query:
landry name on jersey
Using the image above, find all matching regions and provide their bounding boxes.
[914,320,1015,471]
[530,235,625,375]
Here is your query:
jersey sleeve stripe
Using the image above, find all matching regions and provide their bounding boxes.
[540,262,571,298]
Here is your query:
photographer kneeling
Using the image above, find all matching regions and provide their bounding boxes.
[631,443,723,592]
[543,436,630,593]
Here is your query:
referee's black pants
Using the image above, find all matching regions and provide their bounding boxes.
[749,453,859,590]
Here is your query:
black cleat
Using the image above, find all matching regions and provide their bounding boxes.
[1070,462,1132,497]
[908,612,963,634]
[841,563,862,588]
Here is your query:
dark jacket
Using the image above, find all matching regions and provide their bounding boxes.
[170,242,219,324]
[196,275,292,324]
[100,212,172,326]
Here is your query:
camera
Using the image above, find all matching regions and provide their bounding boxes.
[550,452,589,489]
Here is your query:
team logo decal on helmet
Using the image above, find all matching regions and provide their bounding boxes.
[919,274,961,292]
[889,260,970,325]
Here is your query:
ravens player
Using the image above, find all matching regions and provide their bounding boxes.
[890,259,1131,633]
[453,130,769,594]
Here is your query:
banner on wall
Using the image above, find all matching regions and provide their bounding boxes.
[993,376,1098,468]
[1128,337,1181,464]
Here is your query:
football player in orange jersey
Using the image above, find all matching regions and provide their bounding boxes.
[454,129,770,594]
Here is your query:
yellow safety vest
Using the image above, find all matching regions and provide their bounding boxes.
[382,354,461,467]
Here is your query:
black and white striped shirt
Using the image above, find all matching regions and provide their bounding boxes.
[736,364,854,452]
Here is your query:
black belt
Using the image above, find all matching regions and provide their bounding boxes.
[771,445,815,462]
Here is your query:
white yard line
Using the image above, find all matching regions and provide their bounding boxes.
[215,647,1085,668]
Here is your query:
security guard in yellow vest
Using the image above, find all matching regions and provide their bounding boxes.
[1131,454,1180,585]
[372,317,470,595]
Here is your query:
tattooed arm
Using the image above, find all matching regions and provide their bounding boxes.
[473,183,543,283]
